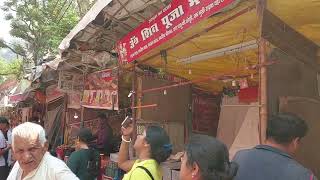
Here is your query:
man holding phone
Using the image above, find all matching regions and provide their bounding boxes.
[121,116,132,128]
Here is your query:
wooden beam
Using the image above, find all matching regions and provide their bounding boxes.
[262,9,319,68]
[260,7,320,143]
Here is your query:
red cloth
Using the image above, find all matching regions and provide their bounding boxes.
[238,86,258,103]
[56,147,64,160]
[9,93,28,103]
[35,91,46,103]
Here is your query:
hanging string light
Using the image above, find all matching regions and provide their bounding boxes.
[74,112,79,119]
[163,89,167,95]
[232,80,237,87]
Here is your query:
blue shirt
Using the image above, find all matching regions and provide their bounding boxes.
[233,145,317,180]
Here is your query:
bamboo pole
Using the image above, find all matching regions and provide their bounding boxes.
[63,93,68,144]
[80,70,86,128]
[131,104,157,109]
[222,104,262,107]
[257,0,268,144]
[136,76,143,119]
[141,72,260,94]
[259,38,268,144]
[80,106,85,128]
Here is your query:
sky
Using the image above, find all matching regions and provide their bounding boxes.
[0,0,11,41]
[0,0,16,61]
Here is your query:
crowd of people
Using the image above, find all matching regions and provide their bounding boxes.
[0,112,317,180]
[0,117,12,180]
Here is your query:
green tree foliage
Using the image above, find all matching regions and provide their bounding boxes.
[1,0,80,65]
[0,59,23,83]
[77,0,91,17]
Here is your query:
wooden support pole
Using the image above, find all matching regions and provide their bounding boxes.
[80,106,85,128]
[259,38,268,144]
[136,76,143,120]
[257,0,268,144]
[63,93,68,144]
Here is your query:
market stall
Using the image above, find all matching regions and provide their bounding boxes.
[57,0,320,178]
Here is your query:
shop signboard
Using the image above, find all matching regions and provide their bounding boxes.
[117,0,235,64]
[82,69,119,110]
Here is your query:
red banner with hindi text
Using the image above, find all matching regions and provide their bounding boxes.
[117,0,235,63]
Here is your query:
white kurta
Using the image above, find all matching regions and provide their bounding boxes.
[7,152,79,180]
[0,130,6,166]
[7,129,13,166]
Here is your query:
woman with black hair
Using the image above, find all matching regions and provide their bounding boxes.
[119,124,172,180]
[180,134,238,180]
[67,128,101,180]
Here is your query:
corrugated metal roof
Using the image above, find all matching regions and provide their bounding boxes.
[59,0,172,67]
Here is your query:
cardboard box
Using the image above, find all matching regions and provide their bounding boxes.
[161,161,181,180]
[162,161,181,169]
[171,170,180,180]
[162,166,171,180]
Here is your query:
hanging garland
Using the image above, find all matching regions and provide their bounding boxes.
[222,85,240,97]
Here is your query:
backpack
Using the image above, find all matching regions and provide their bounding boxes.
[87,148,100,177]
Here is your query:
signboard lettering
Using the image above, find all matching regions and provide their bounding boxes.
[117,0,235,63]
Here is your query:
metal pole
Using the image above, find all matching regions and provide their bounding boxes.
[131,63,137,144]
[128,63,137,158]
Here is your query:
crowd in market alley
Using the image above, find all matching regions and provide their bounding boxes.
[0,0,319,180]
[0,112,317,180]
